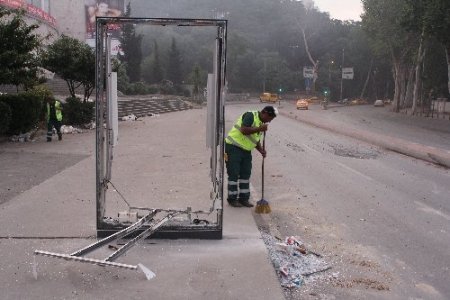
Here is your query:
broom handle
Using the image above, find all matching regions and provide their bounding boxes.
[261,131,266,199]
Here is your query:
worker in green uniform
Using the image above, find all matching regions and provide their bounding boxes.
[224,106,277,207]
[46,96,63,142]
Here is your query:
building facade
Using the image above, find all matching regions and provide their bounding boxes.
[0,0,58,41]
[1,0,125,47]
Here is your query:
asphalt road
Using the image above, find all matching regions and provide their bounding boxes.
[225,102,450,299]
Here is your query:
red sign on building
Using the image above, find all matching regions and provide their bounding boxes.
[0,0,57,27]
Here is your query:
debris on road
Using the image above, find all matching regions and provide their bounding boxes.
[60,125,83,134]
[121,114,138,121]
[261,232,331,289]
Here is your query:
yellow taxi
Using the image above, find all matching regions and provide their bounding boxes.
[260,92,279,103]
[296,98,309,110]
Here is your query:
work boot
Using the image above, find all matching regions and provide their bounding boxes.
[58,133,62,141]
[228,201,242,207]
[239,200,254,207]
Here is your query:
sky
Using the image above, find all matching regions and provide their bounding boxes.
[312,0,364,21]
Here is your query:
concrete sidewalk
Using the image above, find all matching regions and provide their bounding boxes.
[279,103,450,168]
[0,108,284,300]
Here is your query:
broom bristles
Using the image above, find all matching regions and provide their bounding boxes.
[255,198,271,214]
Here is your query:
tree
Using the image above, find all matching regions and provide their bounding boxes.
[0,7,42,90]
[280,1,331,93]
[132,0,376,97]
[42,35,95,101]
[118,3,143,82]
[166,37,183,85]
[142,40,165,84]
[422,0,450,95]
[362,0,418,111]
[188,64,206,100]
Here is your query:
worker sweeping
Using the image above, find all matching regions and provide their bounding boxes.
[224,106,277,208]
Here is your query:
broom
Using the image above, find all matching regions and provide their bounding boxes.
[255,131,271,214]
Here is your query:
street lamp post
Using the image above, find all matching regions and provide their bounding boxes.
[340,48,345,101]
[328,60,334,85]
[263,58,266,92]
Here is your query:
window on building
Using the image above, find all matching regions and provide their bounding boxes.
[27,0,40,8]
[26,0,49,12]
[42,0,49,12]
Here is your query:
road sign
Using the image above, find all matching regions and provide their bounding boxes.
[303,66,314,79]
[342,67,354,79]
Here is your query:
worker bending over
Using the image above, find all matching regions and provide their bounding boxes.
[225,106,277,207]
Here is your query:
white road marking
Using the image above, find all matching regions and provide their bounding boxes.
[432,182,441,195]
[302,143,321,155]
[335,161,374,182]
[415,201,450,221]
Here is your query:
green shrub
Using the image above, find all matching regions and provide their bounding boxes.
[30,85,53,101]
[63,97,94,126]
[174,85,191,97]
[147,85,158,94]
[182,88,191,97]
[0,101,12,135]
[133,82,147,95]
[0,93,43,135]
[160,84,176,95]
[124,82,158,95]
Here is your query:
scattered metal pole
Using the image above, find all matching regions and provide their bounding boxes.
[34,211,178,273]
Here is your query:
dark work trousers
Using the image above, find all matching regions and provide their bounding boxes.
[47,119,62,141]
[225,143,252,202]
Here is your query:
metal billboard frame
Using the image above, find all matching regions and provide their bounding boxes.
[95,17,227,239]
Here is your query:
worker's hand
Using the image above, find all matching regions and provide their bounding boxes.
[258,124,268,132]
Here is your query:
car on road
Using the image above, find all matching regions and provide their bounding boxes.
[260,92,279,103]
[374,99,384,107]
[296,99,309,110]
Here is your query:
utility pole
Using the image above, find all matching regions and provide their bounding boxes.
[328,60,334,85]
[340,48,345,100]
[263,58,266,92]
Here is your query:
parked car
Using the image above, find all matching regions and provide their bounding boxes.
[374,99,384,107]
[296,99,309,110]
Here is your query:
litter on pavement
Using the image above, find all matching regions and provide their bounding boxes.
[261,233,331,289]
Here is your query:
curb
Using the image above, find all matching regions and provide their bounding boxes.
[280,111,450,169]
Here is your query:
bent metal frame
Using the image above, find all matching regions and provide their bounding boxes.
[96,17,227,239]
[34,17,227,271]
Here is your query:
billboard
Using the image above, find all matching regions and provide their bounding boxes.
[85,0,124,55]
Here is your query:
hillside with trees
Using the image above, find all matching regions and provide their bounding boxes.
[118,0,448,108]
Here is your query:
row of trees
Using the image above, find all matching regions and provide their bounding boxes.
[2,1,449,107]
[116,0,448,105]
[362,0,450,112]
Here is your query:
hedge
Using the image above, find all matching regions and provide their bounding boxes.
[0,93,43,135]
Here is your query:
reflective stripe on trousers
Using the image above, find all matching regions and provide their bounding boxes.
[225,143,252,202]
